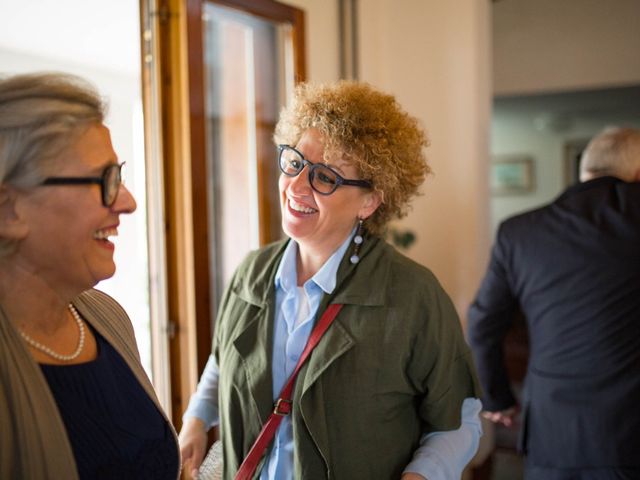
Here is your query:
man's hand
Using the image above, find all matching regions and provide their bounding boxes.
[401,474,426,480]
[178,417,209,479]
[482,405,519,427]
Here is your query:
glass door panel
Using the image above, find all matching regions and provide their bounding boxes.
[203,3,292,302]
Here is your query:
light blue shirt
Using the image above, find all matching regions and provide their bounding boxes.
[184,233,482,480]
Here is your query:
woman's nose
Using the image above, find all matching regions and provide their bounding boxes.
[111,183,137,214]
[289,165,312,193]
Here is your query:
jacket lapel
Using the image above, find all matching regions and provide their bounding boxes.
[301,318,355,394]
[300,235,389,393]
[297,235,390,468]
[232,300,275,423]
[297,314,355,476]
[229,242,287,424]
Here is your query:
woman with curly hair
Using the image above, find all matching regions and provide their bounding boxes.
[180,81,482,480]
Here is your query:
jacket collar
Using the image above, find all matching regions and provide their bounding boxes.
[557,176,621,200]
[231,233,390,309]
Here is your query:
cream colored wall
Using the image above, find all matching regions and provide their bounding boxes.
[357,0,492,322]
[494,0,640,95]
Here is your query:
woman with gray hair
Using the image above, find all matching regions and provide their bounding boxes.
[0,72,179,479]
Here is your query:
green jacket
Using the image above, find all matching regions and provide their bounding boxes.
[214,235,480,479]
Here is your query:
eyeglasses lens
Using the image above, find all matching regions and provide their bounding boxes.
[279,147,338,195]
[309,165,338,194]
[104,165,122,206]
[279,148,303,176]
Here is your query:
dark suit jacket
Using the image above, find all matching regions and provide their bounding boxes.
[468,176,640,468]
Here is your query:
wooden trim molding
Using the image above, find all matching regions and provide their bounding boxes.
[152,0,203,426]
[210,0,306,81]
[149,0,306,427]
[187,0,306,373]
[184,0,213,421]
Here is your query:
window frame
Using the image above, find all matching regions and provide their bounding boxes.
[143,0,305,425]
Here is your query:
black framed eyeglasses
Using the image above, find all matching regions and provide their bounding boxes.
[41,162,124,207]
[278,145,372,195]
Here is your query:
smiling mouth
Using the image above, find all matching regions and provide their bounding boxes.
[94,227,118,241]
[289,199,317,214]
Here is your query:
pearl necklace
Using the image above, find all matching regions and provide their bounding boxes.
[19,304,86,362]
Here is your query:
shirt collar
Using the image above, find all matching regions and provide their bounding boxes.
[274,228,356,295]
[274,239,298,293]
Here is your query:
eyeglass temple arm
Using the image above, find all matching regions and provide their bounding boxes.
[41,177,102,185]
[340,178,373,188]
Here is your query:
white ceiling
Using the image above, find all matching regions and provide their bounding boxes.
[0,0,140,75]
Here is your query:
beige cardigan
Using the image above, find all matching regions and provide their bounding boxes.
[0,289,179,479]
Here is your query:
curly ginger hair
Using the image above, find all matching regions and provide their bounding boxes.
[274,80,430,235]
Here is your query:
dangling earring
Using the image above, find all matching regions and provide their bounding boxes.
[350,218,364,264]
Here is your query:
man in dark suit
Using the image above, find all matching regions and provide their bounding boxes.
[468,127,640,480]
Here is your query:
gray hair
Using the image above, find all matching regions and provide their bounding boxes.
[0,72,106,256]
[580,127,640,182]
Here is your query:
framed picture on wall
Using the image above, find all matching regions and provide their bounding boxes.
[491,155,535,195]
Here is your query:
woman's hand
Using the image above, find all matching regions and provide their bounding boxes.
[401,474,426,480]
[179,417,208,479]
[481,405,519,427]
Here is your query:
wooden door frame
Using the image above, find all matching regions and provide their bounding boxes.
[147,0,305,426]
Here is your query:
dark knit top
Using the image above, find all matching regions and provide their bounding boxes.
[41,328,179,479]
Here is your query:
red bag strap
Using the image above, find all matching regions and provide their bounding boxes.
[234,303,344,480]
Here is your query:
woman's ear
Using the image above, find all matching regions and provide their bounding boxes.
[0,185,29,240]
[358,190,384,220]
